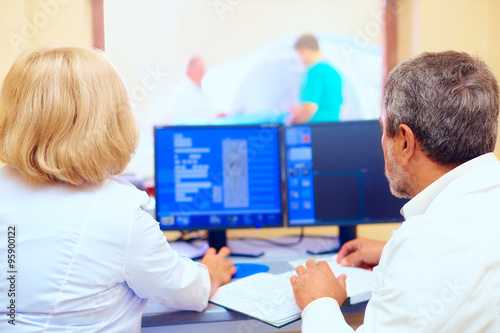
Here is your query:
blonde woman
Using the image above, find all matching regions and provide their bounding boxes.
[0,47,235,331]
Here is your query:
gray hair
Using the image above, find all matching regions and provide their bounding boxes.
[383,51,499,166]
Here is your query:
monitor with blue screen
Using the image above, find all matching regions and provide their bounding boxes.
[154,125,283,252]
[284,120,408,253]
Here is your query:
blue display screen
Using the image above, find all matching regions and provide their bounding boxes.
[284,126,316,224]
[285,121,407,226]
[155,126,283,230]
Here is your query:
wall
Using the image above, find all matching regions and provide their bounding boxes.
[0,0,93,92]
[397,0,500,160]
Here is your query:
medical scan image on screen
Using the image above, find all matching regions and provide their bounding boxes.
[155,126,283,231]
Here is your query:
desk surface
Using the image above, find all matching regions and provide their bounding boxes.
[141,236,368,332]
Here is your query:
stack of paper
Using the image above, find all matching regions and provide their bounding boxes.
[210,271,301,327]
[210,257,373,327]
[288,256,373,305]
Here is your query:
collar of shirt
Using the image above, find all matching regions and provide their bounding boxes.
[401,152,498,219]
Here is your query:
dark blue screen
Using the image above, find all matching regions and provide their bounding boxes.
[155,126,283,230]
[285,120,407,226]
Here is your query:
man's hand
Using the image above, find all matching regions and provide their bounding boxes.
[289,103,318,123]
[200,247,236,297]
[336,238,387,270]
[290,259,347,310]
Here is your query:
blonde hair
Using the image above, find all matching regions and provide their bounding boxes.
[0,47,138,186]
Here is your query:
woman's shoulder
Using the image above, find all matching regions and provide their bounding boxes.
[0,166,151,221]
[99,176,150,210]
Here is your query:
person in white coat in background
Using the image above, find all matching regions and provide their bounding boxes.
[291,51,500,332]
[164,56,219,125]
[0,47,235,332]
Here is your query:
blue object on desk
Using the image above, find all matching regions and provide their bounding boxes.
[233,263,270,279]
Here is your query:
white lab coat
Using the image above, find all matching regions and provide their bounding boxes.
[302,153,500,332]
[0,166,210,332]
[163,77,217,125]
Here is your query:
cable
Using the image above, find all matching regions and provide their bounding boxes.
[172,230,207,243]
[172,228,307,247]
[239,227,305,247]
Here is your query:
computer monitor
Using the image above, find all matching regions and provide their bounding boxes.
[155,125,283,254]
[284,120,407,253]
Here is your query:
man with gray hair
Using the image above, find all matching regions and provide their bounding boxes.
[291,51,500,332]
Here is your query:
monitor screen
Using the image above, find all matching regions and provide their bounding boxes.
[285,120,407,227]
[155,125,283,231]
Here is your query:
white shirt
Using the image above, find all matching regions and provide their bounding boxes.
[163,77,217,125]
[0,166,210,332]
[302,153,500,332]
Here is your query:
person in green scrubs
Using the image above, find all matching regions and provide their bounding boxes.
[290,34,343,123]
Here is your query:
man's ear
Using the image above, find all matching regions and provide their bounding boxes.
[394,124,416,166]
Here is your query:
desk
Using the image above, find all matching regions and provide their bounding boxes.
[141,236,368,332]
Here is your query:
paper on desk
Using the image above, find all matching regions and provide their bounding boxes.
[169,240,209,259]
[288,255,373,304]
[210,256,373,328]
[210,271,301,327]
[288,254,339,268]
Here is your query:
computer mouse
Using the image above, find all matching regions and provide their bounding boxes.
[232,263,270,279]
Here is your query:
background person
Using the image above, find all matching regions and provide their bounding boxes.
[164,56,221,124]
[290,34,343,123]
[0,47,235,331]
[291,51,500,332]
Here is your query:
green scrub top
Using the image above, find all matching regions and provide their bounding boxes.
[300,61,343,122]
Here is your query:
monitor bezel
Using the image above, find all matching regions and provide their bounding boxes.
[154,123,286,231]
[283,120,406,228]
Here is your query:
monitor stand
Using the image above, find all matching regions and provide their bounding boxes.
[209,230,265,258]
[306,226,357,255]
